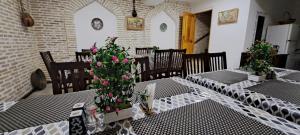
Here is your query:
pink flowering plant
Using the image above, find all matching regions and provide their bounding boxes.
[90,37,135,114]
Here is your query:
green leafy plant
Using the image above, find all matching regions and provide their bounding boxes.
[89,37,135,113]
[152,46,159,53]
[247,41,275,75]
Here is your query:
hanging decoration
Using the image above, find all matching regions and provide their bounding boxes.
[132,0,137,17]
[20,0,34,27]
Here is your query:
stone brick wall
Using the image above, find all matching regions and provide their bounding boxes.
[0,0,39,101]
[30,0,190,81]
[0,0,189,101]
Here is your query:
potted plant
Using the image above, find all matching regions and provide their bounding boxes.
[247,41,275,81]
[89,37,135,124]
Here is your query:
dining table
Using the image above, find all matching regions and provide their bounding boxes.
[186,67,300,125]
[1,77,300,135]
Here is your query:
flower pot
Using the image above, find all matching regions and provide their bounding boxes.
[248,74,266,82]
[101,107,133,124]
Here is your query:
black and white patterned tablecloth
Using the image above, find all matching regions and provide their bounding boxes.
[247,80,300,105]
[3,77,300,135]
[200,70,248,85]
[132,99,285,135]
[186,68,300,125]
[0,78,191,133]
[134,78,193,99]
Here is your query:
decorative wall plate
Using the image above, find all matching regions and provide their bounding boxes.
[91,18,103,30]
[160,23,167,32]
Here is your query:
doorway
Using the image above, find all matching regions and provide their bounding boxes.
[194,10,212,53]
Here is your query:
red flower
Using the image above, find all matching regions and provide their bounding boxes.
[108,93,113,98]
[93,75,99,81]
[92,48,97,54]
[96,61,102,67]
[122,74,130,81]
[90,43,98,55]
[89,69,94,76]
[116,98,122,103]
[112,56,119,63]
[102,80,109,86]
[122,58,129,64]
[105,106,111,112]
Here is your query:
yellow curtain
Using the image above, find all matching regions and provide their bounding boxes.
[181,12,196,54]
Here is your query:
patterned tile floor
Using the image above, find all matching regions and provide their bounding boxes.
[3,77,300,135]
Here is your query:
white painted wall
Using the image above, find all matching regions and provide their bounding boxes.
[150,11,176,49]
[74,2,117,51]
[244,0,299,51]
[191,0,251,68]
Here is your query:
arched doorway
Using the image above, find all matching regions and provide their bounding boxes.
[74,1,117,51]
[150,11,176,49]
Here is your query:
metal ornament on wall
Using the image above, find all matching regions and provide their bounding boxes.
[91,18,103,30]
[132,0,137,17]
[160,23,167,32]
[20,0,34,27]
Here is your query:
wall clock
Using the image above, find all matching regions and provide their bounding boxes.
[160,23,167,32]
[91,18,103,30]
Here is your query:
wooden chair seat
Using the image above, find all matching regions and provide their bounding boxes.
[182,53,209,78]
[51,62,91,95]
[136,47,154,55]
[76,52,91,62]
[134,56,150,82]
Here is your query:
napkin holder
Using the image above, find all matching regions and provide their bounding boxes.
[72,102,86,118]
[139,83,156,116]
[69,110,87,135]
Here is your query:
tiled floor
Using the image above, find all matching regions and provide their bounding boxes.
[27,84,53,98]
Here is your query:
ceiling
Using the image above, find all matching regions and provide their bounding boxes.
[142,0,199,6]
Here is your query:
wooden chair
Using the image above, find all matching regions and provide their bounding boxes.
[153,49,172,79]
[136,47,154,55]
[208,52,227,72]
[272,54,288,68]
[40,51,55,79]
[134,57,150,82]
[240,52,251,67]
[76,52,91,62]
[51,62,89,95]
[169,49,186,77]
[82,49,91,52]
[182,53,209,78]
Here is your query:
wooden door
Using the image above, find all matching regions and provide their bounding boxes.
[181,12,196,54]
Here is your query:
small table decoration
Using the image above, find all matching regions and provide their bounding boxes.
[246,41,275,82]
[89,37,135,124]
[137,83,156,115]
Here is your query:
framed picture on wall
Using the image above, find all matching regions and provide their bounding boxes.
[126,17,144,31]
[218,8,239,25]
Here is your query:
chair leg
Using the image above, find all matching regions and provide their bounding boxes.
[52,81,61,95]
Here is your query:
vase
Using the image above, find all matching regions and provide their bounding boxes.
[248,74,266,82]
[97,107,133,124]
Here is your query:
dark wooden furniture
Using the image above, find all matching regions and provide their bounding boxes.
[272,54,288,68]
[182,53,209,78]
[169,49,186,77]
[134,57,150,82]
[81,49,91,52]
[40,51,55,80]
[136,47,154,55]
[76,52,91,62]
[208,52,227,71]
[51,62,89,95]
[153,49,172,79]
[240,52,251,67]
